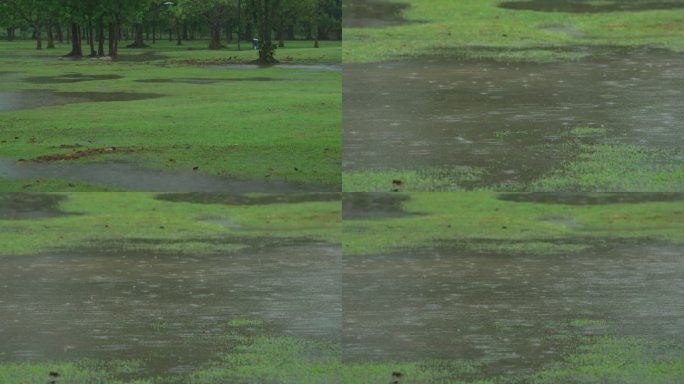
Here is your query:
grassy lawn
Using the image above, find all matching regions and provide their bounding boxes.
[0,40,341,190]
[343,0,684,63]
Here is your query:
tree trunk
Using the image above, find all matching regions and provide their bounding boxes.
[56,24,63,42]
[278,23,285,48]
[108,22,118,57]
[257,0,277,64]
[129,23,146,47]
[183,22,188,40]
[208,24,222,49]
[176,23,182,46]
[66,23,82,57]
[47,23,55,48]
[97,16,105,56]
[88,18,96,56]
[35,23,42,50]
[152,19,156,44]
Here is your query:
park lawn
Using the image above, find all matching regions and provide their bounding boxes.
[343,0,684,63]
[343,192,684,256]
[0,40,341,190]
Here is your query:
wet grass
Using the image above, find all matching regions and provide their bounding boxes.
[343,0,684,63]
[0,192,340,256]
[343,167,486,192]
[0,40,340,189]
[343,192,684,255]
[0,176,123,191]
[531,143,684,192]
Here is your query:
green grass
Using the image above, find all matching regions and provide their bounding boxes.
[343,192,684,255]
[344,0,684,63]
[0,192,340,255]
[0,40,340,189]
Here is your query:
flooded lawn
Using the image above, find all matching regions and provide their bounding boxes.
[0,158,336,192]
[343,240,684,377]
[23,73,123,84]
[343,0,411,28]
[0,90,162,112]
[344,49,684,189]
[156,192,341,205]
[0,242,340,377]
[343,192,414,219]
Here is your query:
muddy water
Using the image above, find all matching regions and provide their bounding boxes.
[499,0,684,13]
[343,0,410,28]
[0,242,340,375]
[0,158,337,192]
[0,90,162,112]
[344,50,684,187]
[343,241,684,376]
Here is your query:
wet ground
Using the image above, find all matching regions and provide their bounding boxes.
[0,193,70,219]
[156,192,341,205]
[343,240,684,376]
[0,90,162,112]
[0,242,340,376]
[0,158,337,192]
[344,49,684,187]
[499,0,684,13]
[205,64,342,72]
[135,77,281,84]
[23,73,123,84]
[343,193,414,219]
[343,0,410,28]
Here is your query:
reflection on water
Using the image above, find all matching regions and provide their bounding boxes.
[344,50,684,187]
[343,241,684,375]
[0,243,340,376]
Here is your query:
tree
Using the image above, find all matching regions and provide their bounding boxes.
[250,0,281,63]
[0,0,51,49]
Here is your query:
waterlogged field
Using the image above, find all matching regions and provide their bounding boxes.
[0,40,341,192]
[342,192,684,383]
[343,0,684,192]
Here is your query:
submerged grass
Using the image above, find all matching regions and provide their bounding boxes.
[344,0,684,63]
[342,167,486,192]
[0,192,340,255]
[0,40,341,189]
[343,192,684,255]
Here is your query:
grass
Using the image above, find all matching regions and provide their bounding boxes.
[343,192,684,255]
[0,40,341,190]
[0,192,340,255]
[343,0,684,63]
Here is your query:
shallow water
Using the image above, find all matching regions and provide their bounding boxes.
[135,77,281,84]
[499,0,684,13]
[343,0,410,28]
[498,192,684,205]
[0,242,341,376]
[0,158,337,192]
[344,50,684,187]
[23,73,123,84]
[156,192,341,205]
[0,90,162,112]
[343,241,684,376]
[343,192,414,219]
[206,63,342,72]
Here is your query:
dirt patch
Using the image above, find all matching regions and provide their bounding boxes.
[0,193,70,219]
[343,193,417,219]
[499,0,684,13]
[31,146,142,163]
[156,192,341,205]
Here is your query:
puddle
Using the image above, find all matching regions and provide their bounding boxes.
[541,24,584,37]
[0,158,337,192]
[206,64,342,72]
[344,50,684,187]
[343,241,684,376]
[23,73,123,84]
[0,193,69,219]
[342,193,414,219]
[0,242,340,376]
[498,192,684,205]
[499,0,684,13]
[156,192,341,205]
[343,0,411,28]
[135,77,282,84]
[0,90,162,112]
